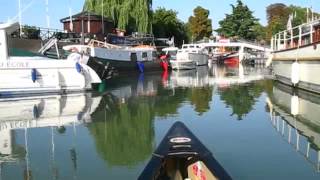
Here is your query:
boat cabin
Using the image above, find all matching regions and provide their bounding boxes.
[162,47,178,60]
[178,44,205,54]
[271,19,320,51]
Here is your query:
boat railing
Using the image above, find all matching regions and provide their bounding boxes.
[88,39,122,49]
[271,19,320,51]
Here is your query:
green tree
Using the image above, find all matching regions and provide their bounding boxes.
[265,4,319,41]
[216,0,259,40]
[188,6,213,41]
[265,3,289,41]
[83,0,152,33]
[152,8,189,46]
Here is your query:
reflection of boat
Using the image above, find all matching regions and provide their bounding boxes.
[0,92,102,177]
[0,22,101,96]
[168,64,267,89]
[138,121,231,180]
[170,66,209,88]
[0,93,102,125]
[267,83,320,171]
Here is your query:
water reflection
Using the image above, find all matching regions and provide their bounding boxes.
[267,83,320,171]
[0,93,101,179]
[89,93,154,167]
[0,64,278,179]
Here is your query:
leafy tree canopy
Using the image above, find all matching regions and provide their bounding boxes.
[152,8,189,46]
[83,0,152,33]
[188,6,213,41]
[216,0,259,40]
[265,3,320,40]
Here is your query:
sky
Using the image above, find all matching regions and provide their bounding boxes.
[0,0,319,30]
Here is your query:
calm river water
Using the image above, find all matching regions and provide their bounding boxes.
[0,64,320,180]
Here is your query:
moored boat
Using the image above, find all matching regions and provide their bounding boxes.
[176,44,209,66]
[222,52,239,65]
[138,121,232,180]
[271,18,320,93]
[0,22,101,97]
[87,40,159,73]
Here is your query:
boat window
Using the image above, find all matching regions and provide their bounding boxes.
[142,52,148,58]
[196,45,200,48]
[130,53,137,62]
[182,45,187,49]
[189,45,194,48]
[142,52,148,61]
[152,51,157,57]
[168,51,177,56]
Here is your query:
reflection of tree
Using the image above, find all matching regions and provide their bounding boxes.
[188,87,213,115]
[89,94,154,167]
[153,87,189,117]
[219,82,264,120]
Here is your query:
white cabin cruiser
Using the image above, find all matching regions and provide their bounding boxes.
[170,44,208,70]
[0,22,101,97]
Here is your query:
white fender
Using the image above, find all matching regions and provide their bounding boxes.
[291,61,300,85]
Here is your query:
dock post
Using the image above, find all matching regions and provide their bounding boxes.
[239,45,244,62]
[299,26,302,46]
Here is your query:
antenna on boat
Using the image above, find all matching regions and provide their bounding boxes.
[18,0,22,37]
[101,0,105,34]
[45,0,50,29]
[69,0,73,32]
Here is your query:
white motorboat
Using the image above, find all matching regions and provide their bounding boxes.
[0,22,101,96]
[175,44,209,67]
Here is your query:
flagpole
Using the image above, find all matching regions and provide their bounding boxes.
[307,7,309,23]
[101,0,104,34]
[18,0,22,37]
[69,0,73,32]
[311,6,314,22]
[45,0,50,29]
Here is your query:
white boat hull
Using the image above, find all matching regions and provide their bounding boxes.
[272,43,320,93]
[0,57,101,96]
[176,52,208,66]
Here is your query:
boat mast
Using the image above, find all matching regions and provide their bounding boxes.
[45,0,50,29]
[69,0,73,32]
[18,0,22,37]
[101,0,104,34]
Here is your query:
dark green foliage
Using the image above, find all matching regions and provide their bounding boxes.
[11,26,40,39]
[265,3,320,40]
[188,6,213,41]
[187,87,213,115]
[219,82,263,120]
[83,0,152,33]
[216,0,259,40]
[265,3,289,40]
[152,8,189,46]
[89,94,154,166]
